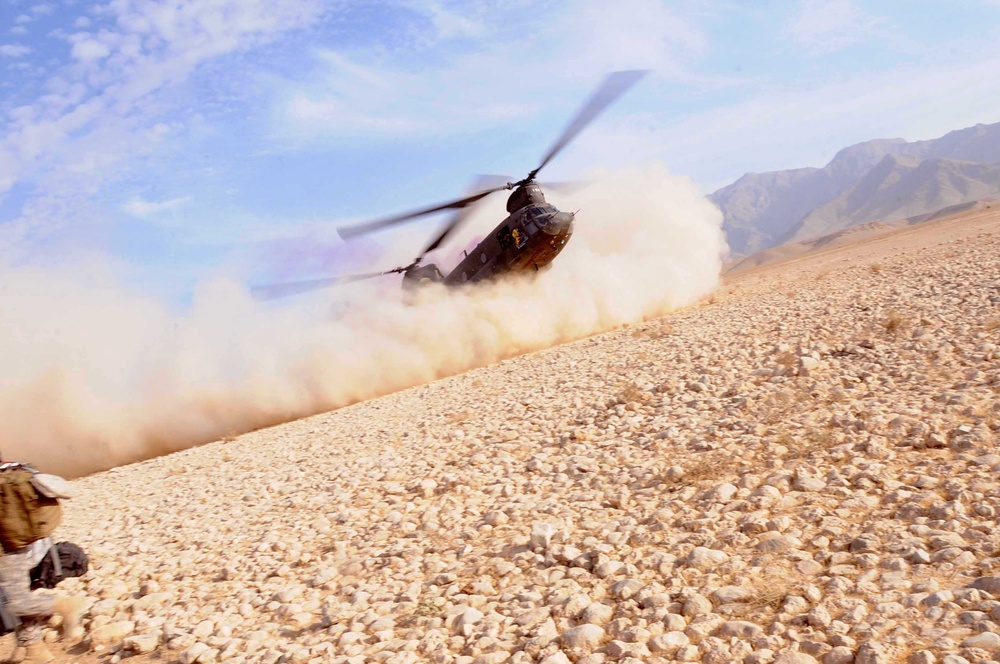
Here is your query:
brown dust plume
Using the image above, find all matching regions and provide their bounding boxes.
[0,164,725,477]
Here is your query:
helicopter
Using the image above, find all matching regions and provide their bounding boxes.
[253,70,647,300]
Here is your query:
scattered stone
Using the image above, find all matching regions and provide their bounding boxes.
[855,641,889,664]
[718,620,763,639]
[824,646,855,664]
[687,547,729,568]
[969,577,1000,595]
[774,652,819,664]
[908,652,935,664]
[122,633,159,654]
[39,215,1000,664]
[531,522,556,550]
[682,594,713,617]
[648,632,690,655]
[560,624,604,651]
[961,632,1000,651]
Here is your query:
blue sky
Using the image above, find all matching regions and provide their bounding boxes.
[3,0,1000,303]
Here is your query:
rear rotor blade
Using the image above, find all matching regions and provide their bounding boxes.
[418,174,513,257]
[251,270,391,300]
[337,185,508,239]
[420,207,475,257]
[532,70,648,178]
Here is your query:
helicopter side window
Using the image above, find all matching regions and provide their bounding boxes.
[497,226,513,251]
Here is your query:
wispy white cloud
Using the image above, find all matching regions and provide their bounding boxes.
[69,38,111,62]
[783,0,887,54]
[0,0,325,262]
[574,51,1000,188]
[122,196,193,217]
[274,0,710,144]
[0,44,32,57]
[415,1,484,41]
[5,0,1000,284]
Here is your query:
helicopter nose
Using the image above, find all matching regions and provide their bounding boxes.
[544,210,575,234]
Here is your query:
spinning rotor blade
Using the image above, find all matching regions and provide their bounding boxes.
[332,71,647,251]
[420,206,476,257]
[537,180,589,194]
[532,70,648,179]
[337,185,508,239]
[418,174,513,257]
[251,270,391,300]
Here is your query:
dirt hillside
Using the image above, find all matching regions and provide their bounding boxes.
[7,206,998,664]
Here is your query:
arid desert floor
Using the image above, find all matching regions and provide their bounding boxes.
[7,205,999,664]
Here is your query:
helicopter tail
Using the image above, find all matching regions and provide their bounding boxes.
[401,263,444,290]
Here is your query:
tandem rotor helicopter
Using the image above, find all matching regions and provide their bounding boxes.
[253,70,648,300]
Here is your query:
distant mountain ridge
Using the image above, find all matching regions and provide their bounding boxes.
[712,121,1000,256]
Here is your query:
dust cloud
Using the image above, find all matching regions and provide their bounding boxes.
[0,164,725,478]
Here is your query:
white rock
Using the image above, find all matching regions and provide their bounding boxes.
[648,631,690,655]
[718,620,763,639]
[579,602,614,625]
[531,522,556,550]
[122,633,160,654]
[539,651,571,664]
[774,653,818,664]
[454,607,484,632]
[484,511,508,526]
[962,632,1000,651]
[686,547,728,568]
[560,624,604,651]
[823,647,855,664]
[179,643,211,664]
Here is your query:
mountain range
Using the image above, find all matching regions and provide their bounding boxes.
[711,121,1000,257]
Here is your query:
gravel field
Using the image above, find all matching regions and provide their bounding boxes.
[8,207,998,664]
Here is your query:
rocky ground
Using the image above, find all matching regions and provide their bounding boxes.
[6,207,998,664]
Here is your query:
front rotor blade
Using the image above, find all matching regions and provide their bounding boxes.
[537,180,589,194]
[251,271,390,300]
[470,174,515,190]
[533,70,648,177]
[337,186,507,240]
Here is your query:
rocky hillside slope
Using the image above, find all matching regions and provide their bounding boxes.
[11,208,1000,664]
[786,157,1000,246]
[712,122,1000,256]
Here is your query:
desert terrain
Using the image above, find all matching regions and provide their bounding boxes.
[7,205,998,664]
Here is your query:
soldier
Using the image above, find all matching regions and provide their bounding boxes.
[0,462,84,664]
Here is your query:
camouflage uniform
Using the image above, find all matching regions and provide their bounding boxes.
[0,538,55,647]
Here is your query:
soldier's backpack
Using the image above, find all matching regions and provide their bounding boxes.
[0,541,89,636]
[30,541,89,589]
[0,463,63,553]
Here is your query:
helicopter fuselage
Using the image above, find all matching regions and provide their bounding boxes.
[442,202,575,286]
[399,183,576,290]
[254,71,647,301]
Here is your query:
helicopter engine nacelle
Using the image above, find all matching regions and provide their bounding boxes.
[402,263,444,290]
[506,183,547,214]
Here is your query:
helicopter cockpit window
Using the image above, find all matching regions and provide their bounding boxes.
[527,204,557,226]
